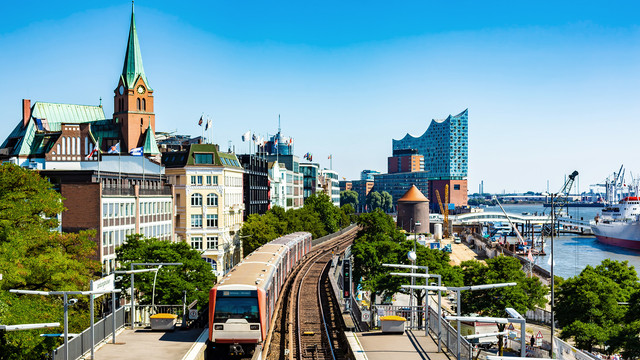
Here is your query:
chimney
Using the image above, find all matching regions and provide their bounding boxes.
[22,99,31,128]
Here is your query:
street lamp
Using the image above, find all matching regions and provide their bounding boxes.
[390,271,443,352]
[115,262,182,330]
[542,191,558,359]
[10,289,118,360]
[403,282,517,360]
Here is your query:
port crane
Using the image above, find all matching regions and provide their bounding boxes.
[544,170,578,235]
[435,185,450,238]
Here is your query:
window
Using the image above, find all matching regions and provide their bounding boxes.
[211,176,218,185]
[207,214,218,227]
[454,184,461,190]
[197,176,203,185]
[206,176,212,185]
[206,236,218,250]
[207,193,218,206]
[191,236,203,250]
[191,214,202,228]
[191,176,197,185]
[137,98,141,110]
[191,193,203,206]
[142,98,146,111]
[195,153,213,164]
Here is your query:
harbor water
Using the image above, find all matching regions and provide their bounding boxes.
[493,204,640,279]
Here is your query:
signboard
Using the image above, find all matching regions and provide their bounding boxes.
[507,323,515,330]
[189,308,199,320]
[430,242,441,250]
[361,310,371,322]
[343,259,351,298]
[536,331,543,339]
[90,274,115,299]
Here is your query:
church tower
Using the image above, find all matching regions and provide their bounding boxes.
[113,4,155,153]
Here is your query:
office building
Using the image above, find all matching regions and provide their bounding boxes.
[238,154,270,220]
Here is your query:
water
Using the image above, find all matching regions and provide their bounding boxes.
[485,204,640,279]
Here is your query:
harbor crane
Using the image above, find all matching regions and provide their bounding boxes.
[435,185,450,238]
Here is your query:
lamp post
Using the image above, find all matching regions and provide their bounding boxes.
[404,282,517,360]
[543,191,558,359]
[115,262,182,330]
[389,271,442,352]
[10,289,118,360]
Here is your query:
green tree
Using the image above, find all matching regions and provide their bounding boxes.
[366,191,382,212]
[116,235,216,307]
[302,193,340,234]
[340,190,359,208]
[460,256,548,355]
[338,203,355,227]
[381,191,393,213]
[0,163,100,359]
[556,260,638,352]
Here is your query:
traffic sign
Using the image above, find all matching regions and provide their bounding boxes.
[507,323,515,330]
[536,331,543,339]
[362,310,371,322]
[189,308,198,320]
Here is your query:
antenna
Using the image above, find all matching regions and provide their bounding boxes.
[278,114,281,134]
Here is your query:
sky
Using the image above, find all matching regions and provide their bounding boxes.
[1,1,639,194]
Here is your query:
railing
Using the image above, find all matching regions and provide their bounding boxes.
[52,306,127,360]
[525,307,553,326]
[135,305,185,327]
[102,187,136,196]
[374,304,472,360]
[139,187,172,196]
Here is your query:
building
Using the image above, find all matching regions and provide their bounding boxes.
[265,154,303,210]
[392,109,469,208]
[300,162,322,200]
[360,170,380,181]
[396,185,430,233]
[0,6,172,273]
[392,109,468,179]
[162,144,244,277]
[41,160,173,274]
[320,169,340,206]
[388,149,424,173]
[339,178,375,213]
[238,154,270,220]
[373,172,430,212]
[268,160,303,211]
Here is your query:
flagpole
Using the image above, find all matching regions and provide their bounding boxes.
[118,145,121,195]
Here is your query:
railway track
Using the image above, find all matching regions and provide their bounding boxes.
[266,227,357,360]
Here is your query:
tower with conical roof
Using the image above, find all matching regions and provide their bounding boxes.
[113,3,155,153]
[397,185,430,233]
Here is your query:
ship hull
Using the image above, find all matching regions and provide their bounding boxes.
[591,222,640,250]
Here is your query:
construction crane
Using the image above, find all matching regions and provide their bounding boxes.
[435,184,450,238]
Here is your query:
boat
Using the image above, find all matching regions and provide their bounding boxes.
[591,196,640,249]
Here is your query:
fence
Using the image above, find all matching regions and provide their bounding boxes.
[52,306,126,360]
[374,304,472,360]
[135,305,185,327]
[525,307,553,326]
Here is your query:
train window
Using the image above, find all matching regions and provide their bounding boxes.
[213,290,259,323]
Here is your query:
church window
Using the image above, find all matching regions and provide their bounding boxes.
[137,98,141,110]
[142,98,146,111]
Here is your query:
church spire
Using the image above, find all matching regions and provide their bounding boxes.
[122,2,150,89]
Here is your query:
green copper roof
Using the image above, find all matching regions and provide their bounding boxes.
[122,5,150,89]
[143,127,160,155]
[161,143,242,168]
[1,102,107,157]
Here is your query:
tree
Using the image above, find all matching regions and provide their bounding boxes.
[381,191,393,213]
[460,256,548,355]
[366,191,382,212]
[0,163,100,358]
[340,190,358,208]
[116,235,216,307]
[302,193,340,234]
[556,260,638,352]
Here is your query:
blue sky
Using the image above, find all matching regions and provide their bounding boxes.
[1,1,639,194]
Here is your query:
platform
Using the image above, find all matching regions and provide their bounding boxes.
[91,327,206,360]
[354,330,451,360]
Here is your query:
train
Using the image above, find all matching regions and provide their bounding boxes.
[208,232,313,356]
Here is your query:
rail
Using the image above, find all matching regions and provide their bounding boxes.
[318,264,337,360]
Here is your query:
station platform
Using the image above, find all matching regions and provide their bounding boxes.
[90,327,206,360]
[349,330,451,360]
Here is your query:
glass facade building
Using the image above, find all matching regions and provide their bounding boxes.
[373,172,430,211]
[392,109,468,179]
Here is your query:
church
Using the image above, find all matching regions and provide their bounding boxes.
[0,6,174,274]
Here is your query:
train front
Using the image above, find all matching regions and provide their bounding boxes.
[209,286,265,356]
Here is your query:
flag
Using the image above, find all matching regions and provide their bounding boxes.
[527,249,534,262]
[85,146,98,159]
[252,134,257,142]
[289,138,292,145]
[129,147,143,156]
[205,118,212,130]
[309,154,313,161]
[242,131,251,142]
[198,115,203,126]
[108,142,120,154]
[274,138,278,145]
[328,154,332,160]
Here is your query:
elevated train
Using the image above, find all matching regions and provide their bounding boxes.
[209,232,312,356]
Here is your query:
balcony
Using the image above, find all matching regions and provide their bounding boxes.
[102,187,135,196]
[140,186,172,196]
